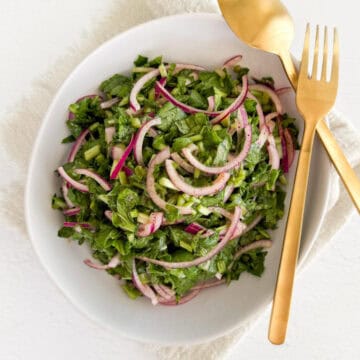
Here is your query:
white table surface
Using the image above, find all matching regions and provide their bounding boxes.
[1,1,359,359]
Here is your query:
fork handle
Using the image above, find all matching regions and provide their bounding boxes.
[268,126,315,345]
[317,120,360,212]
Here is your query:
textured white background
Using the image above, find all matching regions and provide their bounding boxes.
[1,0,360,359]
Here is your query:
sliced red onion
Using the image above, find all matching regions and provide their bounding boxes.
[153,284,173,300]
[267,135,280,170]
[170,153,195,174]
[134,117,162,165]
[233,240,272,260]
[130,64,205,112]
[182,122,252,174]
[265,113,278,135]
[210,75,248,124]
[155,77,167,98]
[132,259,158,305]
[68,95,101,120]
[63,221,92,229]
[223,54,243,68]
[246,92,267,132]
[277,119,289,173]
[207,95,215,112]
[137,212,164,237]
[105,127,115,144]
[244,215,263,234]
[155,81,221,116]
[123,166,133,177]
[165,160,230,196]
[111,145,124,160]
[249,84,283,114]
[63,207,81,216]
[284,128,295,168]
[110,135,136,180]
[58,167,89,192]
[137,206,241,269]
[104,210,113,221]
[84,254,120,270]
[159,289,200,306]
[191,278,226,290]
[184,223,207,235]
[223,185,234,203]
[146,147,193,215]
[256,127,269,148]
[67,129,90,162]
[276,87,292,96]
[208,206,234,220]
[62,182,75,207]
[100,97,120,109]
[74,169,112,191]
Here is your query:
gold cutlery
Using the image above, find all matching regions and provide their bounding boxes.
[218,0,360,212]
[270,24,339,343]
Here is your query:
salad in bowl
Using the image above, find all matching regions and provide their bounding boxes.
[52,54,298,306]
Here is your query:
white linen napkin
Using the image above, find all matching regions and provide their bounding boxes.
[0,1,359,359]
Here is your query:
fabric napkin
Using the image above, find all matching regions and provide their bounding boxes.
[0,0,359,359]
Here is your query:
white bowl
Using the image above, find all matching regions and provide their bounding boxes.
[25,13,331,345]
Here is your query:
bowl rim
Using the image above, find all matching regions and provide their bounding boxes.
[25,12,331,345]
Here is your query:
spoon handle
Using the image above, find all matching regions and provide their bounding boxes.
[279,50,360,213]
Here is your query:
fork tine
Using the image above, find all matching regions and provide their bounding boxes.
[311,25,320,79]
[299,23,311,79]
[321,27,329,81]
[331,28,339,84]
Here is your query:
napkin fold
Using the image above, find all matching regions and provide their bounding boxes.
[1,1,359,359]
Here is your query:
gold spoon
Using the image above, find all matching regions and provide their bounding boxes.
[218,0,360,212]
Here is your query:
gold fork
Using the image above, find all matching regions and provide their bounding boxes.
[269,24,339,344]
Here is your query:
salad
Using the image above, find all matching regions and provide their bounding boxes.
[52,54,298,306]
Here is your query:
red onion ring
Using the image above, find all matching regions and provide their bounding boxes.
[165,160,230,196]
[207,95,215,112]
[170,153,195,174]
[67,129,90,162]
[104,210,113,221]
[130,64,205,112]
[111,145,124,160]
[181,122,252,174]
[63,207,81,216]
[137,212,163,237]
[58,167,89,192]
[84,254,120,270]
[110,135,136,180]
[153,284,173,301]
[222,54,243,68]
[276,87,292,96]
[249,84,283,114]
[105,127,115,144]
[159,289,200,306]
[134,117,162,165]
[137,206,241,269]
[191,278,226,291]
[277,118,289,173]
[63,221,92,229]
[267,135,280,170]
[74,168,112,191]
[132,259,158,305]
[100,97,119,109]
[233,240,272,261]
[210,75,248,124]
[61,182,75,207]
[284,128,295,168]
[146,147,193,215]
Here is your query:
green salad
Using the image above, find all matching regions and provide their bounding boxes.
[52,54,298,305]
